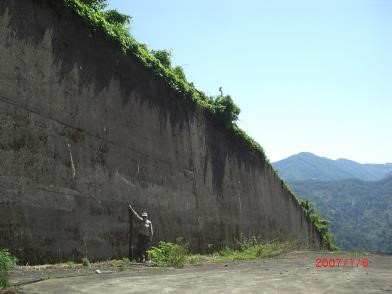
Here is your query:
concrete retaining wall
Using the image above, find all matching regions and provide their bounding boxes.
[0,0,321,264]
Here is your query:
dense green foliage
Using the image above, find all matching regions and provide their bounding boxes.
[103,10,131,26]
[212,95,241,128]
[173,66,186,81]
[0,249,16,288]
[79,0,107,11]
[273,152,392,182]
[148,241,188,268]
[151,49,172,68]
[291,176,392,253]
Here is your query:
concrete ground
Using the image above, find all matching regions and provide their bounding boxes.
[6,251,392,293]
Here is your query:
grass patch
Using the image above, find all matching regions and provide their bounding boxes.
[187,254,209,265]
[66,261,76,268]
[211,235,296,262]
[213,242,290,262]
[0,249,17,288]
[148,237,297,268]
[148,241,188,268]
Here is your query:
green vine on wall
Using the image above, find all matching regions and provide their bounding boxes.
[299,200,336,250]
[287,180,336,249]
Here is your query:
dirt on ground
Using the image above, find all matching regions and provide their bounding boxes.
[3,250,392,293]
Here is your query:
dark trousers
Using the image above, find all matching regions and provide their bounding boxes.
[138,234,150,261]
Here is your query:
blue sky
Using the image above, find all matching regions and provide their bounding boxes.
[108,0,391,164]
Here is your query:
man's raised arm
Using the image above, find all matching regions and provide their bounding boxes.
[128,204,143,221]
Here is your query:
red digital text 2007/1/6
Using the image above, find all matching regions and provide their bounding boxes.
[315,257,369,268]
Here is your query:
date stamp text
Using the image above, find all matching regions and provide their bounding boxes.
[315,257,369,268]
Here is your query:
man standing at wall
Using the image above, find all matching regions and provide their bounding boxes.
[128,204,153,262]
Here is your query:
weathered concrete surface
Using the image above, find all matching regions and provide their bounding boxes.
[0,0,321,264]
[13,251,392,294]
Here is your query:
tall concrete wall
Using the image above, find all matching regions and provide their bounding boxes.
[0,0,321,264]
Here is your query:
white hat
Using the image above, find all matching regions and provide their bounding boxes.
[141,212,148,217]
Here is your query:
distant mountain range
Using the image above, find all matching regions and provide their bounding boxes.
[272,152,392,182]
[273,153,392,253]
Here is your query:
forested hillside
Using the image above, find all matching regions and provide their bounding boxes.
[290,177,392,253]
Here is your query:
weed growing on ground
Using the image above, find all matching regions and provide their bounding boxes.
[0,249,16,288]
[148,237,296,268]
[187,254,208,265]
[82,258,90,267]
[116,258,129,272]
[212,236,295,262]
[66,261,76,268]
[148,241,188,268]
[117,264,124,272]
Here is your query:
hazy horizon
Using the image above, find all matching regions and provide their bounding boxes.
[273,151,392,164]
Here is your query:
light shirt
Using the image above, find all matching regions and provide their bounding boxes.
[138,219,152,237]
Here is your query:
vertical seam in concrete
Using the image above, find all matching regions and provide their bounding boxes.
[67,142,76,179]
